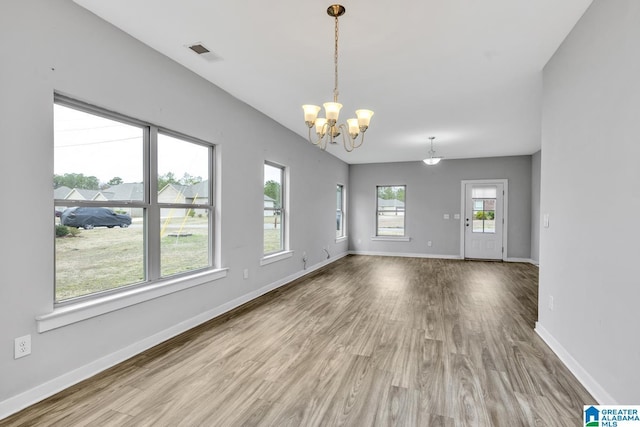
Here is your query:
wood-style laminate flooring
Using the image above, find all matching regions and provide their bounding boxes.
[2,256,595,426]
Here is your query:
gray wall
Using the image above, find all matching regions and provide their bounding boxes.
[349,156,532,259]
[540,0,640,403]
[530,150,541,264]
[7,0,631,413]
[0,0,348,410]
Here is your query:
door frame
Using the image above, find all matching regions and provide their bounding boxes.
[460,179,508,260]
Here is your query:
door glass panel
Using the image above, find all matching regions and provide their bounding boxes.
[472,186,497,199]
[472,186,497,234]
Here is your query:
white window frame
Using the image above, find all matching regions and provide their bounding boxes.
[261,161,292,265]
[156,130,215,278]
[40,95,226,332]
[374,185,409,240]
[336,183,347,242]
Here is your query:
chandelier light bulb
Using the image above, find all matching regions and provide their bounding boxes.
[355,109,374,130]
[323,102,343,124]
[347,118,359,138]
[315,118,328,137]
[302,105,321,125]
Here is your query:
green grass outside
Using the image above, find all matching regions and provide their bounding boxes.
[55,217,209,302]
[263,215,282,254]
[56,214,285,301]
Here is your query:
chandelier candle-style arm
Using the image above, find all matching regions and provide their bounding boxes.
[301,4,374,152]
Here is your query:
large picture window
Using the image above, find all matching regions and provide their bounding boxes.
[376,185,406,236]
[54,96,214,304]
[263,162,285,255]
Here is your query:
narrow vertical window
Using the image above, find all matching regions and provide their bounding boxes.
[264,162,285,255]
[336,184,345,238]
[376,185,406,236]
[157,133,213,277]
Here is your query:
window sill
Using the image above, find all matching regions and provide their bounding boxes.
[36,268,228,333]
[260,250,294,266]
[371,236,411,242]
[335,236,348,243]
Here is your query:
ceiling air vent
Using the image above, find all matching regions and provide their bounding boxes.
[186,42,221,62]
[188,44,210,55]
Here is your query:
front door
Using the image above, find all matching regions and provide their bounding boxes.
[464,182,504,260]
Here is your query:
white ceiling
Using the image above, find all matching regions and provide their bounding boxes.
[74,0,593,164]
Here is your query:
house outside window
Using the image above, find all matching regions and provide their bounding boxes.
[54,96,214,304]
[376,185,406,236]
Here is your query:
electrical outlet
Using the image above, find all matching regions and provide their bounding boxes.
[243,269,249,279]
[548,295,554,311]
[427,241,432,247]
[14,335,31,359]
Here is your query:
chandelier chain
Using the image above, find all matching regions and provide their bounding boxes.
[334,15,339,102]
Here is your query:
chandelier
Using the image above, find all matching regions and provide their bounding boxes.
[423,137,442,165]
[302,4,374,152]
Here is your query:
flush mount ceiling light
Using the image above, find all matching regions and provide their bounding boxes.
[302,4,374,152]
[423,137,442,165]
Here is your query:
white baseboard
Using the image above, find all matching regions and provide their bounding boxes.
[0,252,348,421]
[505,257,538,265]
[534,322,615,404]
[349,250,462,260]
[350,252,539,266]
